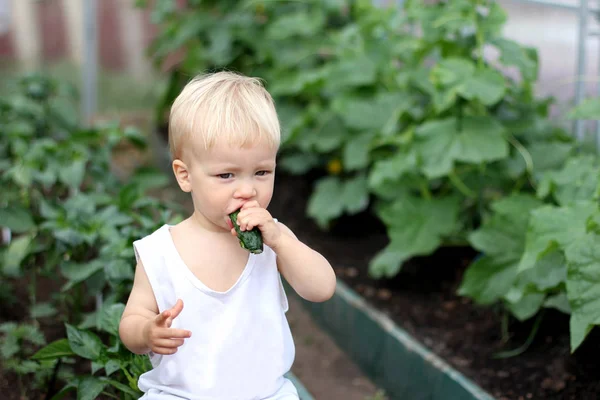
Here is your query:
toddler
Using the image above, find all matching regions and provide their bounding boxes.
[119,71,337,400]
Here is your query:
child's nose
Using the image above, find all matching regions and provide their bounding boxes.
[234,182,256,199]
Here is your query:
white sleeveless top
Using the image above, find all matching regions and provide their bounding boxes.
[133,224,296,400]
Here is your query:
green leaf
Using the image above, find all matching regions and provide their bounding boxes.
[58,159,86,189]
[341,174,369,214]
[325,55,377,92]
[270,69,326,97]
[30,302,58,318]
[279,153,319,174]
[537,155,599,206]
[458,257,518,305]
[568,97,600,120]
[528,141,574,175]
[493,38,538,81]
[65,324,103,360]
[0,206,35,232]
[502,250,567,321]
[3,233,34,277]
[544,293,571,314]
[77,376,106,400]
[96,206,133,228]
[266,11,325,40]
[314,116,346,153]
[460,194,543,304]
[342,134,371,171]
[518,203,597,273]
[469,194,543,261]
[333,93,409,131]
[104,360,121,376]
[99,303,125,336]
[432,87,458,114]
[454,117,508,163]
[206,23,233,66]
[507,292,545,321]
[39,198,60,219]
[368,149,417,189]
[129,167,169,191]
[60,261,104,291]
[370,195,460,277]
[415,117,508,178]
[431,57,475,87]
[564,234,600,351]
[102,377,141,397]
[521,250,567,292]
[307,177,344,228]
[458,68,506,106]
[31,338,74,360]
[105,259,133,282]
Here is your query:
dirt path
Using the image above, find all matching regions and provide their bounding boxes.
[286,295,386,400]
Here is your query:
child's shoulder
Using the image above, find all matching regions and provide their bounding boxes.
[133,223,171,248]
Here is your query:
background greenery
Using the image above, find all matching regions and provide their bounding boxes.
[143,0,600,352]
[1,0,600,398]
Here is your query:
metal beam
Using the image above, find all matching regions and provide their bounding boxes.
[509,0,598,13]
[574,0,589,141]
[82,0,98,125]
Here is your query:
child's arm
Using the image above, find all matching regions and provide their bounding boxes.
[273,223,337,302]
[235,202,337,303]
[119,261,191,354]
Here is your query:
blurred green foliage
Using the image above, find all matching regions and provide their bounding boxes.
[0,73,182,397]
[139,0,600,353]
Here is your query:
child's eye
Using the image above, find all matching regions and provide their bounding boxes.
[217,173,233,179]
[256,170,270,176]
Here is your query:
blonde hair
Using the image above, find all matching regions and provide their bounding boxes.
[168,71,281,160]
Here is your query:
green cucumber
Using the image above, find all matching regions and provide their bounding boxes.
[229,209,263,254]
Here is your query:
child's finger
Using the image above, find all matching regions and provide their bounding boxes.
[241,201,259,210]
[154,338,185,348]
[169,299,184,319]
[154,309,170,326]
[158,328,192,339]
[152,346,178,355]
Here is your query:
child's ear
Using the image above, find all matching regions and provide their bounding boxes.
[172,159,192,192]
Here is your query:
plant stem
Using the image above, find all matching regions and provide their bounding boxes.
[474,0,485,69]
[419,181,432,200]
[30,265,37,325]
[493,311,544,359]
[504,132,537,190]
[448,170,476,198]
[501,310,510,344]
[44,359,62,400]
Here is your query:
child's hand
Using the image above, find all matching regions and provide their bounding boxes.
[233,201,282,249]
[143,299,191,355]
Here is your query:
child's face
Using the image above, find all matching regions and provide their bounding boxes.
[185,138,277,232]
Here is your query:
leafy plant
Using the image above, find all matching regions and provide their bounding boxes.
[32,303,150,399]
[0,322,53,396]
[1,73,181,397]
[140,0,567,274]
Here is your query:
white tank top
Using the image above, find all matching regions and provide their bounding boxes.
[133,224,296,399]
